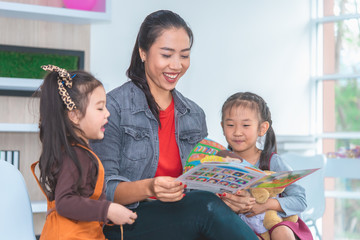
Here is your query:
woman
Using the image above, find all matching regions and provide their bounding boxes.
[91,10,257,240]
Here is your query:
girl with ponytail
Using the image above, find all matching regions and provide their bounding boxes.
[33,65,137,240]
[220,92,311,240]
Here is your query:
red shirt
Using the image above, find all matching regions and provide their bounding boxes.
[154,98,183,178]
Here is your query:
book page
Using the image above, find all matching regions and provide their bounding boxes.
[177,162,265,194]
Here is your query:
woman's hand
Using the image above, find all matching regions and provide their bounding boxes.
[107,203,137,225]
[150,176,185,202]
[219,190,256,214]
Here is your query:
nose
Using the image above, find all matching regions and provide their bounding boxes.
[233,125,242,136]
[105,107,110,119]
[169,56,182,70]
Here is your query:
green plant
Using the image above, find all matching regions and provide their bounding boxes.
[0,51,79,79]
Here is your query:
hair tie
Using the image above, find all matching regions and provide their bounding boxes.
[41,65,77,111]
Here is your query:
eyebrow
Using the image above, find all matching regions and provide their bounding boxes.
[160,47,191,52]
[225,118,252,122]
[95,100,105,105]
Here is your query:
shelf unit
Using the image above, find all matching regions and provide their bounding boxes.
[0,123,38,132]
[0,1,111,24]
[0,77,42,91]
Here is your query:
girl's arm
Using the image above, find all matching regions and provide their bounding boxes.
[55,149,111,222]
[269,154,307,216]
[246,198,283,217]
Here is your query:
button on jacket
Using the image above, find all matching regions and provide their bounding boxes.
[90,81,208,208]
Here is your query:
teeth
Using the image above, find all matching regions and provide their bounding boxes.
[164,73,178,79]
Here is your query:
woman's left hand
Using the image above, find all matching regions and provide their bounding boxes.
[219,190,256,214]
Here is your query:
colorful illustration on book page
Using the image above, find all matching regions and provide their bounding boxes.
[180,164,265,193]
[251,168,320,188]
[184,138,226,173]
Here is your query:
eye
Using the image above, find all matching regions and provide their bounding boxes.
[162,54,171,58]
[243,125,250,127]
[181,55,189,59]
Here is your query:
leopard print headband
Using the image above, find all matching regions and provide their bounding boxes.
[41,65,77,111]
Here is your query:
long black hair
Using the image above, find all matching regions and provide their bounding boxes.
[126,10,193,124]
[37,70,102,200]
[221,92,276,170]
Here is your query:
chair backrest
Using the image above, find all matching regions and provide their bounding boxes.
[280,152,326,222]
[0,160,36,240]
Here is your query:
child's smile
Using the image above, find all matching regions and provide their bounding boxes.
[222,105,261,162]
[76,86,110,142]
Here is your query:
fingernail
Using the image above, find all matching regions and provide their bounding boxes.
[183,193,186,197]
[222,193,226,197]
[179,182,183,186]
[184,184,187,188]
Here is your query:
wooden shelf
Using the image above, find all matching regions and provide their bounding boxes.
[0,1,111,24]
[0,77,42,91]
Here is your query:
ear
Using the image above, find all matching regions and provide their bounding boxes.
[220,121,224,134]
[138,48,146,62]
[259,121,270,137]
[68,110,80,125]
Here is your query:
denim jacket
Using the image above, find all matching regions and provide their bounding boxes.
[90,81,208,208]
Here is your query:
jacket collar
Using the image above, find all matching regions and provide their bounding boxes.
[129,82,189,115]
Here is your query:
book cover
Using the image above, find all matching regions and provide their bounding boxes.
[177,138,319,193]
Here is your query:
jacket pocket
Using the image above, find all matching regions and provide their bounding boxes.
[122,126,151,161]
[179,130,202,144]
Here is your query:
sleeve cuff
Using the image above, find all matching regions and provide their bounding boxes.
[106,175,140,209]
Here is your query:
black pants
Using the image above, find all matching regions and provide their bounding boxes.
[104,191,257,240]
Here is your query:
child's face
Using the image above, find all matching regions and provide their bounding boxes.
[221,106,264,157]
[76,86,110,142]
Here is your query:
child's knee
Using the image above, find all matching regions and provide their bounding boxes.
[271,225,296,240]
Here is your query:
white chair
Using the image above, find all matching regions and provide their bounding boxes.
[280,152,326,240]
[0,160,36,240]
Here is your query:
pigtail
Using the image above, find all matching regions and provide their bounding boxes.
[257,97,277,170]
[259,125,277,170]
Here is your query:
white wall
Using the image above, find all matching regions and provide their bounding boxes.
[90,0,311,146]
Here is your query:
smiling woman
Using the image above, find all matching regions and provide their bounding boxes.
[139,27,191,109]
[90,9,258,240]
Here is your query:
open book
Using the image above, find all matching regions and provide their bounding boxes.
[176,138,319,194]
